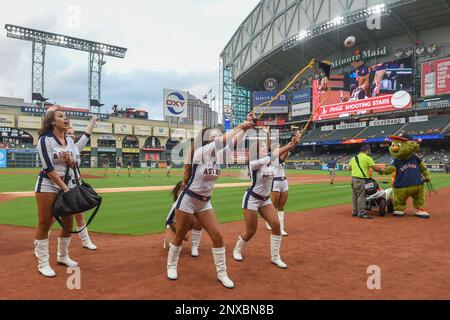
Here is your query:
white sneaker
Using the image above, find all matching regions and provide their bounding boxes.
[271,257,288,269]
[265,221,272,230]
[218,275,235,289]
[393,211,406,216]
[191,246,199,257]
[281,229,288,237]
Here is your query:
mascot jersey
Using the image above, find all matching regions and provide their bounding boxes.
[391,154,424,188]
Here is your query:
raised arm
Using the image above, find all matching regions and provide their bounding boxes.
[272,132,299,160]
[218,113,255,146]
[76,116,97,152]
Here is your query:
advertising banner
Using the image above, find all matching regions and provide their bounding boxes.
[163,89,188,118]
[321,125,334,131]
[369,118,405,126]
[416,98,450,110]
[254,106,288,114]
[122,148,140,154]
[93,122,113,134]
[21,106,109,119]
[0,114,15,128]
[336,122,367,130]
[253,91,288,113]
[291,88,311,117]
[409,115,429,123]
[70,119,89,132]
[291,103,310,117]
[313,57,414,120]
[114,123,133,135]
[256,119,286,126]
[0,149,7,168]
[153,126,169,137]
[314,92,412,121]
[421,57,450,97]
[170,128,186,139]
[134,125,152,136]
[18,116,42,129]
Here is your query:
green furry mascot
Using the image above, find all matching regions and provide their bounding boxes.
[380,133,431,218]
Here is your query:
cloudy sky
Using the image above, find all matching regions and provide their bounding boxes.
[0,0,259,119]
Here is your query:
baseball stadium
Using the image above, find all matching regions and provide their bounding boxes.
[1,0,450,302]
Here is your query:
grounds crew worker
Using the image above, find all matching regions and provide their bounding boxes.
[348,145,382,219]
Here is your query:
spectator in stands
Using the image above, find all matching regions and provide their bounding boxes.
[348,145,383,219]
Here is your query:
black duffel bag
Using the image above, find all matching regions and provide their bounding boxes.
[52,164,102,233]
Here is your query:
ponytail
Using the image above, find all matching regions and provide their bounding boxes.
[171,181,184,202]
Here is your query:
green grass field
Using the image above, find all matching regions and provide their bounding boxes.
[1,168,449,235]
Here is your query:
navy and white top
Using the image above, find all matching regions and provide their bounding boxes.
[37,131,77,179]
[274,153,289,178]
[391,155,424,188]
[184,141,231,197]
[248,155,278,197]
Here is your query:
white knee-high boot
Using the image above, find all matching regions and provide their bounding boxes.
[212,247,234,289]
[271,234,287,269]
[77,224,97,250]
[232,235,247,261]
[190,229,202,257]
[278,211,288,236]
[167,242,182,280]
[57,237,78,267]
[34,239,56,277]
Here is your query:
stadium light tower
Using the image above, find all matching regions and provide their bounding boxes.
[4,24,127,112]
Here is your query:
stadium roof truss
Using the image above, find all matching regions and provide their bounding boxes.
[4,24,127,112]
[220,0,450,126]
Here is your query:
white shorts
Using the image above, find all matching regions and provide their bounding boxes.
[242,191,272,211]
[175,192,213,214]
[272,180,289,192]
[34,175,76,193]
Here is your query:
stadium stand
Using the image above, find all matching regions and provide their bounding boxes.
[401,115,450,135]
[302,128,332,142]
[325,127,366,141]
[356,123,405,139]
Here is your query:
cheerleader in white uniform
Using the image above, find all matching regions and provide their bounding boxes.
[34,109,78,277]
[163,181,203,257]
[166,115,254,288]
[266,151,290,236]
[66,116,98,250]
[233,131,300,269]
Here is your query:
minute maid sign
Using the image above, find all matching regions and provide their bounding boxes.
[331,47,387,69]
[164,89,188,118]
